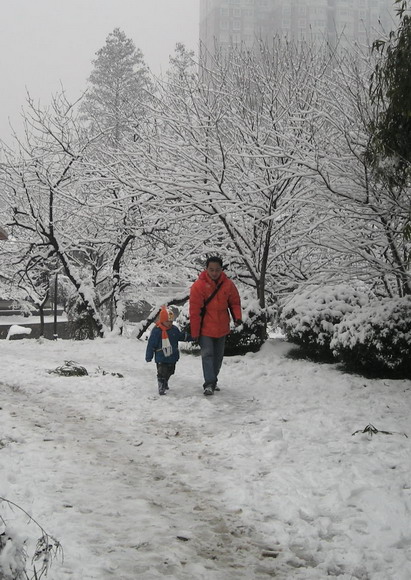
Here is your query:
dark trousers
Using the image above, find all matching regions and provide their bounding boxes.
[156,363,176,381]
[156,362,176,393]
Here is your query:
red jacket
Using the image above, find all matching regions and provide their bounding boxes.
[189,270,242,338]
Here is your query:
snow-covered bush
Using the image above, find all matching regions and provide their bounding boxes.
[279,284,370,357]
[67,295,99,340]
[224,295,268,356]
[331,296,411,375]
[174,304,199,354]
[0,498,62,580]
[0,522,26,580]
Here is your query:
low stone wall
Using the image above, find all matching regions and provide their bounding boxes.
[0,321,70,340]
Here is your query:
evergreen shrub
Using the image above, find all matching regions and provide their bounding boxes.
[331,296,411,376]
[67,296,99,340]
[279,284,369,357]
[224,308,267,356]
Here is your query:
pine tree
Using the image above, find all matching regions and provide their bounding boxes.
[81,28,152,144]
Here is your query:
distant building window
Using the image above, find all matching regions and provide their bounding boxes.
[233,19,241,30]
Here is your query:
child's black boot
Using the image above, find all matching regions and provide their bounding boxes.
[158,378,167,395]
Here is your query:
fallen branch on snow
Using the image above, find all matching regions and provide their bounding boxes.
[352,423,408,438]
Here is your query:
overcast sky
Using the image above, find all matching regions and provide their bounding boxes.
[0,0,199,143]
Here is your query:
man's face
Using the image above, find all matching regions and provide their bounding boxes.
[163,320,173,329]
[207,261,223,281]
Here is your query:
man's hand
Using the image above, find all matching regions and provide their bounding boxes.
[234,319,242,327]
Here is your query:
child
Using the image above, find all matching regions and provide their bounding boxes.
[145,305,192,395]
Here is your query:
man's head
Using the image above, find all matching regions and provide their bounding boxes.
[206,256,223,281]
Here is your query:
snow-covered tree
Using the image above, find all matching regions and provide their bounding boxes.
[81,28,153,145]
[297,45,411,296]
[368,0,411,184]
[0,91,160,336]
[368,1,411,256]
[0,93,111,335]
[113,40,335,339]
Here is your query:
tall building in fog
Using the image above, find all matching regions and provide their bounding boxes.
[199,0,396,56]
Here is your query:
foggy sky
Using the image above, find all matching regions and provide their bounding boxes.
[0,0,199,143]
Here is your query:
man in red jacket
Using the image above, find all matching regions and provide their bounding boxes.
[189,256,242,395]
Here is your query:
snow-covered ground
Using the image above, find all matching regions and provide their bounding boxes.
[0,334,410,579]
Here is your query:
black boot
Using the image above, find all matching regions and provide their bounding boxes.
[158,378,167,395]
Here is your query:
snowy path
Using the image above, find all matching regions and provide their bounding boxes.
[0,340,284,579]
[1,337,411,579]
